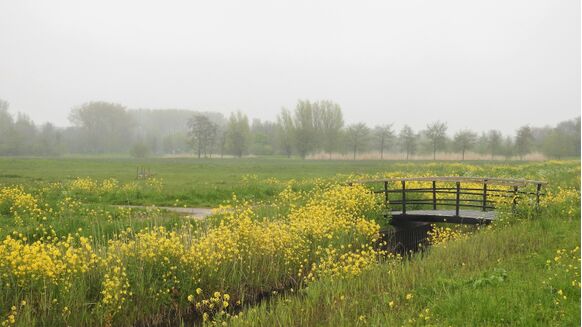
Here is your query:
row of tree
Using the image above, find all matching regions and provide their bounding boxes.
[0,99,579,160]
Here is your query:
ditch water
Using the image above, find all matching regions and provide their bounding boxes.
[379,221,433,254]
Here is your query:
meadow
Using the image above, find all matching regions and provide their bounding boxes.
[0,157,579,326]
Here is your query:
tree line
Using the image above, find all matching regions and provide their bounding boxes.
[0,98,579,160]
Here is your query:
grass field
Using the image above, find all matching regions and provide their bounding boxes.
[0,157,579,326]
[0,157,578,207]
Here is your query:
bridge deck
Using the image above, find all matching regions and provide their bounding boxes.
[390,210,496,224]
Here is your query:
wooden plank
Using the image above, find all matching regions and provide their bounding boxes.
[351,176,547,187]
[390,209,496,224]
[390,209,495,219]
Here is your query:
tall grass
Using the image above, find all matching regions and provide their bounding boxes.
[232,201,580,326]
[0,159,578,326]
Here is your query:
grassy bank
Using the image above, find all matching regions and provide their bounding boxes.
[233,210,580,326]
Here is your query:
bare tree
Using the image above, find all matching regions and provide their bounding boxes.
[453,130,477,160]
[399,125,417,160]
[515,126,533,160]
[374,124,394,160]
[424,121,448,160]
[346,123,370,160]
[276,108,294,158]
[487,130,502,160]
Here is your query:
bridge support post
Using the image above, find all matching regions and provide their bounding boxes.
[432,181,437,210]
[401,180,406,215]
[384,181,389,218]
[455,182,460,217]
[482,181,488,211]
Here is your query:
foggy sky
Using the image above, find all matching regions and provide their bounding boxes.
[0,0,579,134]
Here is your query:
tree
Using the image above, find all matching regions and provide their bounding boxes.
[374,124,394,160]
[541,129,569,159]
[292,100,316,159]
[130,141,150,158]
[554,117,581,157]
[399,125,417,160]
[502,136,514,159]
[317,101,344,159]
[515,126,533,160]
[68,101,133,153]
[346,123,370,160]
[486,130,502,160]
[453,130,477,160]
[0,99,15,154]
[250,119,277,155]
[12,113,37,155]
[424,121,447,160]
[225,111,250,157]
[187,114,217,158]
[38,123,62,156]
[276,108,294,158]
[217,127,227,158]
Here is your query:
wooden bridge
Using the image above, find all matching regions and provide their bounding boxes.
[350,177,546,225]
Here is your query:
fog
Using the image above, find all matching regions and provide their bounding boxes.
[0,0,579,134]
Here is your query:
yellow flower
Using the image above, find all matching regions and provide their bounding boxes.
[196,288,203,295]
[187,295,194,302]
[388,300,395,308]
[405,293,413,300]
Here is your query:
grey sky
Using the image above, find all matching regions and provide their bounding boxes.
[0,0,579,134]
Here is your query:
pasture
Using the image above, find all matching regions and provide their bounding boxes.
[0,158,579,326]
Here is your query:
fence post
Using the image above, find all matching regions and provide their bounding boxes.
[482,180,488,212]
[455,182,460,217]
[401,180,406,215]
[432,180,437,210]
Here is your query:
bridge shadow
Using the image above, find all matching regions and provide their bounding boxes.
[391,209,495,224]
[350,176,546,253]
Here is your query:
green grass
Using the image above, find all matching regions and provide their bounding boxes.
[233,213,581,326]
[0,157,578,207]
[0,158,579,326]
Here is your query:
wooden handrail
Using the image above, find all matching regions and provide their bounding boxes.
[350,176,547,187]
[348,176,547,216]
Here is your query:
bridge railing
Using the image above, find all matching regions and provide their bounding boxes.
[348,177,546,217]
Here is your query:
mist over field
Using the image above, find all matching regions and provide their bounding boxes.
[0,99,579,160]
[0,2,580,326]
[0,0,580,160]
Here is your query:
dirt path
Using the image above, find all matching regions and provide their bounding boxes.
[118,205,213,219]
